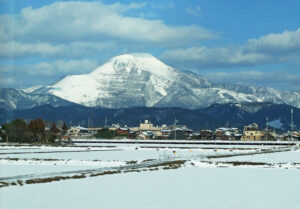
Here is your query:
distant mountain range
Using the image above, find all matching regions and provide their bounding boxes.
[0,88,75,111]
[0,53,299,131]
[0,102,297,132]
[1,53,300,111]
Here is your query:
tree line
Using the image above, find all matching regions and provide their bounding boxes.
[0,118,68,143]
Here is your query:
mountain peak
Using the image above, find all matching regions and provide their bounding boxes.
[91,53,177,80]
[111,53,155,60]
[26,53,300,109]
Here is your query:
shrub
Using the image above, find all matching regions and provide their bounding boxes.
[94,128,116,139]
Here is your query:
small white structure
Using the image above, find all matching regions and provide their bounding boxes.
[138,131,154,139]
[68,126,90,138]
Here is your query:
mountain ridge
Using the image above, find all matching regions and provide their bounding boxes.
[2,53,300,110]
[29,53,300,109]
[0,102,298,131]
[0,88,76,111]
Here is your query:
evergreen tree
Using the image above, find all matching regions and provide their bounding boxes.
[28,118,46,142]
[50,122,59,133]
[47,122,60,143]
[94,128,116,139]
[62,123,68,134]
[1,119,32,143]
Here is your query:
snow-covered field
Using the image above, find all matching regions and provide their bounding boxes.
[1,143,300,209]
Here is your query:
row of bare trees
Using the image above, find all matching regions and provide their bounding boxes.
[0,118,68,143]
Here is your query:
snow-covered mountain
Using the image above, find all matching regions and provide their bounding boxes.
[32,53,300,109]
[213,83,300,108]
[22,85,44,93]
[3,53,300,110]
[0,88,75,110]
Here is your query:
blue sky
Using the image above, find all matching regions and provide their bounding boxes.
[0,0,300,90]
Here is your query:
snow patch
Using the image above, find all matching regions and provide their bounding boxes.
[268,119,283,129]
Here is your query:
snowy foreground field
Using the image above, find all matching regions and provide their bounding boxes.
[1,142,300,209]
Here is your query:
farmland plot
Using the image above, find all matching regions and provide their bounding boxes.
[1,143,299,209]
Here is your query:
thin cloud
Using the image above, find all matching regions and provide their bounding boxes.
[161,46,271,68]
[1,59,99,76]
[0,77,15,88]
[0,59,100,88]
[0,41,115,58]
[161,28,300,68]
[186,6,202,17]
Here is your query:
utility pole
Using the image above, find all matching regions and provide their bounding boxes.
[90,109,94,129]
[104,117,107,128]
[173,117,178,140]
[205,121,208,140]
[291,108,294,141]
[266,117,269,141]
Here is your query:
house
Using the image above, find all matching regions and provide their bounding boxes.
[139,120,155,131]
[241,123,266,141]
[215,127,241,140]
[233,133,242,140]
[182,127,193,138]
[284,132,300,141]
[292,132,300,141]
[109,124,120,131]
[200,130,213,140]
[161,129,172,138]
[139,131,154,139]
[116,128,130,136]
[170,128,187,140]
[68,126,90,138]
[215,130,230,140]
[138,120,164,138]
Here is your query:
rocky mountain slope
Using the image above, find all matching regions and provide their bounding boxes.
[2,53,300,110]
[0,88,75,110]
[33,53,300,109]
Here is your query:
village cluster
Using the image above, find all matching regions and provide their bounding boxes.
[68,120,300,141]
